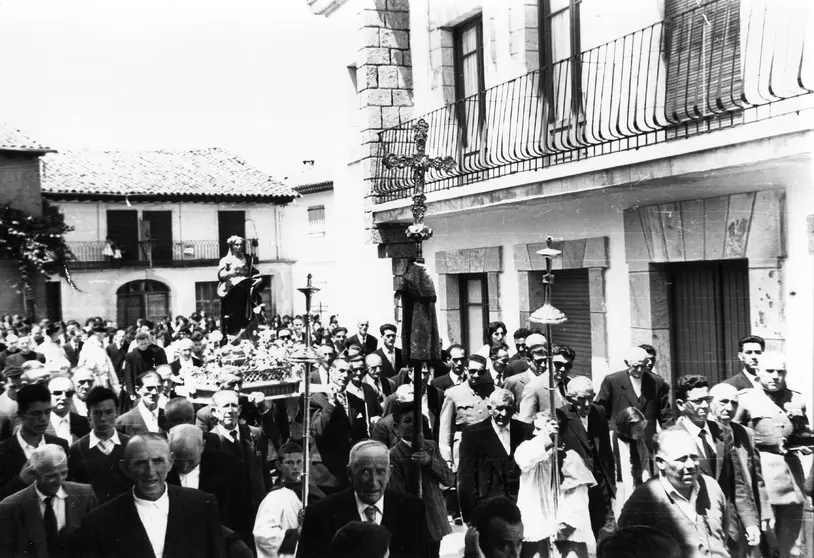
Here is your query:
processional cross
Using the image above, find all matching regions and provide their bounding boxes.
[382,118,456,497]
[382,118,456,262]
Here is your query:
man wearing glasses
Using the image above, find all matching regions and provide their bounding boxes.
[516,343,573,423]
[675,375,759,555]
[46,376,89,444]
[596,345,673,450]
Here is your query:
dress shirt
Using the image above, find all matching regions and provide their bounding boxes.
[35,485,67,530]
[630,374,643,398]
[50,412,72,443]
[17,432,45,460]
[178,464,201,489]
[318,367,329,385]
[346,383,364,400]
[678,416,717,457]
[133,487,170,558]
[579,414,589,432]
[450,370,465,385]
[354,492,384,525]
[137,401,160,433]
[658,474,698,524]
[89,429,121,455]
[383,347,396,368]
[491,420,511,455]
[214,423,240,442]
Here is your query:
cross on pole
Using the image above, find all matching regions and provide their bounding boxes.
[382,118,456,263]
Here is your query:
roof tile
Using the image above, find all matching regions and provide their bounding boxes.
[0,122,52,152]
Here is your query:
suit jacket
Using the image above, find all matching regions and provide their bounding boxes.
[457,418,534,521]
[167,450,243,534]
[375,347,403,379]
[345,384,383,444]
[430,372,459,392]
[596,370,673,447]
[106,343,127,380]
[723,371,756,391]
[619,475,729,558]
[345,334,378,356]
[296,488,428,558]
[0,435,70,500]
[121,346,168,395]
[517,372,568,423]
[0,481,98,558]
[169,357,203,375]
[208,423,271,516]
[62,343,81,369]
[730,422,772,532]
[68,433,133,505]
[310,392,352,488]
[556,404,615,496]
[114,405,167,437]
[81,484,227,558]
[195,397,287,449]
[45,412,91,444]
[503,371,534,413]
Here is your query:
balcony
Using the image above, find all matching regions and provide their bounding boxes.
[372,0,813,203]
[67,239,260,270]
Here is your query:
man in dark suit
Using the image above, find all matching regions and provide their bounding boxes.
[121,332,167,399]
[68,387,132,504]
[46,376,90,445]
[207,389,271,535]
[297,439,429,558]
[114,371,167,436]
[0,384,70,500]
[619,427,729,558]
[595,345,673,449]
[363,353,396,406]
[675,375,760,553]
[710,382,773,556]
[345,355,383,444]
[0,444,98,558]
[345,319,378,357]
[431,344,467,392]
[375,323,402,379]
[556,375,616,539]
[724,335,764,391]
[105,329,127,384]
[167,424,245,539]
[80,432,226,558]
[457,388,534,522]
[310,358,354,491]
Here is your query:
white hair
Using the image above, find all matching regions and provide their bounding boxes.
[625,346,649,365]
[348,440,389,468]
[565,376,594,397]
[30,444,67,472]
[488,388,515,408]
[168,424,204,449]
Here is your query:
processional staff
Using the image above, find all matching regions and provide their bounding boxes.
[382,118,456,496]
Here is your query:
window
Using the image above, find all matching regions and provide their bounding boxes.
[217,211,246,258]
[459,274,488,356]
[540,0,582,122]
[116,280,170,328]
[308,205,326,229]
[106,210,139,262]
[453,16,485,150]
[195,281,221,320]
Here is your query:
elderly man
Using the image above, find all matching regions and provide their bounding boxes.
[517,343,574,423]
[734,352,809,558]
[345,355,382,443]
[0,384,69,500]
[80,433,226,557]
[0,444,97,558]
[69,367,94,418]
[46,376,90,444]
[363,353,395,406]
[709,382,773,557]
[458,388,534,522]
[68,387,132,504]
[114,371,166,436]
[674,375,760,554]
[596,346,673,449]
[346,319,377,357]
[167,424,243,539]
[556,375,616,539]
[619,427,729,557]
[297,440,428,558]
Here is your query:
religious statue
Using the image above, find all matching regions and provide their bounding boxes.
[218,235,264,337]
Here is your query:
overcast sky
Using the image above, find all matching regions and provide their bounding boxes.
[0,0,342,178]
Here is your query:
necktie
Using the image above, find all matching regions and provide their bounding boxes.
[698,430,716,477]
[97,438,113,456]
[364,505,378,523]
[44,496,61,557]
[230,430,239,444]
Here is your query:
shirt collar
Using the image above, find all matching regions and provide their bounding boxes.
[678,416,708,437]
[354,492,384,517]
[35,485,67,502]
[658,473,697,504]
[138,400,158,417]
[214,423,240,441]
[179,463,200,478]
[133,486,170,514]
[491,419,510,433]
[89,429,121,449]
[51,412,70,425]
[17,431,44,451]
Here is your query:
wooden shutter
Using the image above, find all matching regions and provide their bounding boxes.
[550,269,592,378]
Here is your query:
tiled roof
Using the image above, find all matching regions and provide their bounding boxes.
[0,123,53,153]
[40,148,297,202]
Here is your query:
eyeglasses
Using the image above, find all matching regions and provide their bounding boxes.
[553,362,573,370]
[467,368,484,374]
[52,390,75,397]
[76,379,94,385]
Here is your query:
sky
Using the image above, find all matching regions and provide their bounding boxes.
[0,0,343,179]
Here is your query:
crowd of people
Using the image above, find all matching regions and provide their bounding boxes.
[0,312,811,558]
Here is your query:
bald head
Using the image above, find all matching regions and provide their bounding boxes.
[709,383,739,424]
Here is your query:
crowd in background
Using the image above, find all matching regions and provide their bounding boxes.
[0,311,811,558]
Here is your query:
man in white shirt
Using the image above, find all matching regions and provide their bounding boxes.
[80,433,227,558]
[363,353,395,405]
[47,376,89,444]
[0,444,97,557]
[114,371,166,436]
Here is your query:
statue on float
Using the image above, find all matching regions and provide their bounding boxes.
[217,235,264,339]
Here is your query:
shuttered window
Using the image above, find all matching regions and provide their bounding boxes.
[548,269,592,378]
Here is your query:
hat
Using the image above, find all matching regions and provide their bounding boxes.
[525,333,547,351]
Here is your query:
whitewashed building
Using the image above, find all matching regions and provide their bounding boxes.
[309,0,814,409]
[42,148,298,326]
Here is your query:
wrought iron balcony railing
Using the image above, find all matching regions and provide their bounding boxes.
[372,0,813,202]
[67,239,260,270]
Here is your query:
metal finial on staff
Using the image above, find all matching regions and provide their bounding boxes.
[293,273,321,505]
[529,236,567,508]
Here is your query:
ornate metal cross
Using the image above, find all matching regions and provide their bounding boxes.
[382,118,456,262]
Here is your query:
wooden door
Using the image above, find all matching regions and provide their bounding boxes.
[142,211,173,262]
[107,210,139,261]
[218,211,246,257]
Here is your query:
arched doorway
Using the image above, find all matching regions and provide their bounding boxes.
[116,280,170,327]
